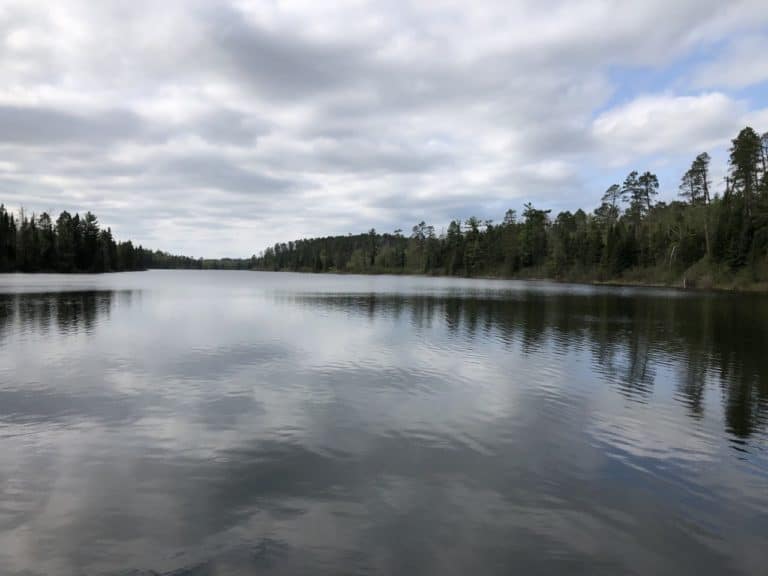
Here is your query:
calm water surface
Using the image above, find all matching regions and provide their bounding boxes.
[0,270,766,575]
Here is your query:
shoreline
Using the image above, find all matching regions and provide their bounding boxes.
[3,268,766,294]
[249,268,768,294]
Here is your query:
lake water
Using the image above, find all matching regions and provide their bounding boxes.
[0,270,766,575]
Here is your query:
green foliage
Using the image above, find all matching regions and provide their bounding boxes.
[253,126,768,288]
[10,125,764,283]
[679,152,711,205]
[729,127,763,210]
[0,205,206,273]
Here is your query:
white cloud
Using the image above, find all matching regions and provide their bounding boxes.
[691,34,768,89]
[0,0,767,256]
[591,93,747,162]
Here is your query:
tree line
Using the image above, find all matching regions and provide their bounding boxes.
[0,204,261,274]
[253,126,768,288]
[0,207,239,273]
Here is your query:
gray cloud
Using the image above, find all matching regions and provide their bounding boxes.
[0,106,150,146]
[155,155,294,195]
[205,6,369,100]
[191,109,270,145]
[0,0,767,257]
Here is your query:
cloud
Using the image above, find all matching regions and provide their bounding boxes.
[690,34,768,90]
[0,0,767,256]
[204,6,370,100]
[0,105,151,146]
[591,93,746,162]
[154,154,294,195]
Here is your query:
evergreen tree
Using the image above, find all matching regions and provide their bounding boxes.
[729,127,763,216]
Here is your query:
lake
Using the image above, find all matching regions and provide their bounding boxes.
[0,270,766,575]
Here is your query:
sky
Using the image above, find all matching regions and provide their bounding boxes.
[1,0,768,258]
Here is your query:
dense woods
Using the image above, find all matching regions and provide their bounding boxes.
[4,125,768,288]
[0,207,209,272]
[254,126,768,289]
[0,204,262,272]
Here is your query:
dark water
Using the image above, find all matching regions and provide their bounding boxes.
[0,271,766,575]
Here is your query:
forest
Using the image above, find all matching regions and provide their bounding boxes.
[253,126,768,290]
[3,125,767,287]
[0,207,254,273]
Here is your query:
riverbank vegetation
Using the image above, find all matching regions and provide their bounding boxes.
[4,125,767,288]
[0,208,184,272]
[253,126,768,290]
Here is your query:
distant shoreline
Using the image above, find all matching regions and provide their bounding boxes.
[3,267,766,294]
[249,268,768,294]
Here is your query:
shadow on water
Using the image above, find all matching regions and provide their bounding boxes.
[0,290,137,338]
[282,290,768,442]
[2,285,766,441]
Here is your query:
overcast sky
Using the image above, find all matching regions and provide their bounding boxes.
[2,1,768,257]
